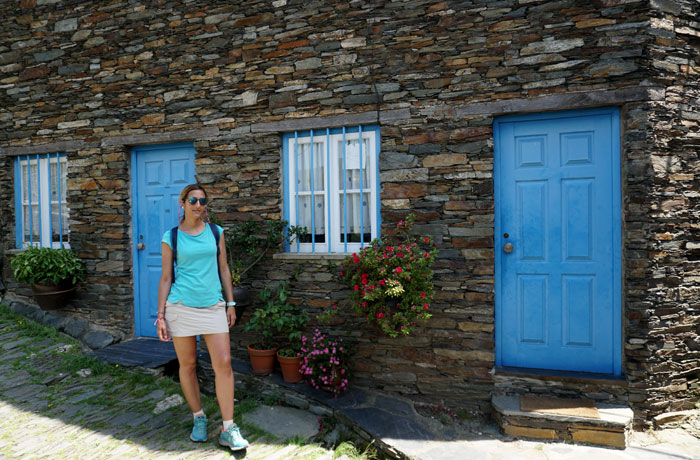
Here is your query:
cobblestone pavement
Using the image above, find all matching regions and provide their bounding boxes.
[0,313,334,460]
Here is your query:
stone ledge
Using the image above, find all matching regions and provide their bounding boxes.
[492,395,633,449]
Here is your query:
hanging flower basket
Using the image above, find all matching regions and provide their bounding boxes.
[337,214,438,338]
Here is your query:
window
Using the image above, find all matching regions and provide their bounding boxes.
[283,125,380,254]
[14,153,69,248]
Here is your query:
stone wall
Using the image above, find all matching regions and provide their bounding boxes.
[0,0,698,422]
[636,0,700,418]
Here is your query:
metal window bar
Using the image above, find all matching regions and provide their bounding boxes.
[47,154,53,247]
[35,154,43,247]
[294,131,300,253]
[326,128,331,253]
[56,152,63,247]
[359,125,364,247]
[310,129,316,252]
[26,155,33,247]
[342,126,348,253]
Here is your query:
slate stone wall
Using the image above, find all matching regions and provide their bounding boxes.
[634,0,700,418]
[0,0,697,423]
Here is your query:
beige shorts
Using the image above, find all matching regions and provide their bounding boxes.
[164,300,229,337]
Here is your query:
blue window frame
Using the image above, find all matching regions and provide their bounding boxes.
[283,125,381,254]
[14,153,69,248]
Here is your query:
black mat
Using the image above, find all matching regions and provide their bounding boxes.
[91,337,178,368]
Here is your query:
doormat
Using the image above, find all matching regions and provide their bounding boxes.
[520,395,600,419]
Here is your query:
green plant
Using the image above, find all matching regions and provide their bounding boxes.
[300,329,350,396]
[337,214,438,337]
[10,247,85,286]
[334,440,379,460]
[244,281,308,350]
[218,218,306,286]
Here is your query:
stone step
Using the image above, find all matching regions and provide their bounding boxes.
[491,394,633,449]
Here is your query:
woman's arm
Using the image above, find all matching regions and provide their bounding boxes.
[157,241,173,341]
[218,230,237,327]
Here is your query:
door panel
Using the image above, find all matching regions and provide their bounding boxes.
[495,108,621,375]
[132,143,196,337]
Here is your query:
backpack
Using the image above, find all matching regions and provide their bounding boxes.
[170,223,221,284]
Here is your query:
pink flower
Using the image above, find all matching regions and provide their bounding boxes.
[424,237,430,243]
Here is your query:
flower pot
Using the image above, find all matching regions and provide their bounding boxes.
[277,352,303,383]
[247,343,279,376]
[233,286,250,320]
[31,282,77,310]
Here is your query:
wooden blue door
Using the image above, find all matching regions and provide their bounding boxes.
[494,108,621,375]
[132,143,196,337]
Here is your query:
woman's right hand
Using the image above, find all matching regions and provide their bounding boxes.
[157,319,170,342]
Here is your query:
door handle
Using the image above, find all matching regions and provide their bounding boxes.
[137,242,146,250]
[503,242,514,253]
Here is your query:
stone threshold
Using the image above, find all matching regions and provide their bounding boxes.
[494,365,628,386]
[492,394,633,449]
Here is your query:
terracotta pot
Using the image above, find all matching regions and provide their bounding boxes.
[31,282,77,310]
[277,352,303,383]
[247,343,279,376]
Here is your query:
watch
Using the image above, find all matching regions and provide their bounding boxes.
[226,301,237,307]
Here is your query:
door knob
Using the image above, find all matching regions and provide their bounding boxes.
[503,242,514,253]
[137,242,146,250]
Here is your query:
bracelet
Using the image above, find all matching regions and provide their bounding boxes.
[153,318,163,326]
[157,312,165,317]
[226,301,236,307]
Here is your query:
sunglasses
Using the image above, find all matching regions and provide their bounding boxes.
[186,197,208,206]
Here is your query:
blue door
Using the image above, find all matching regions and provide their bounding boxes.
[494,107,621,375]
[132,143,196,337]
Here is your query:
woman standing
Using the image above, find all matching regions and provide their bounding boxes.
[155,184,249,451]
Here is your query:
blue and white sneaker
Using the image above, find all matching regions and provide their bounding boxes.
[190,414,207,442]
[219,424,249,451]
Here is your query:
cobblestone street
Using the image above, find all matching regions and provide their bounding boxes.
[0,311,334,460]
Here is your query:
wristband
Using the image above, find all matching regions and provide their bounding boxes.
[226,301,236,307]
[153,318,163,326]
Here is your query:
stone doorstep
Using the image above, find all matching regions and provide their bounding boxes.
[492,395,633,449]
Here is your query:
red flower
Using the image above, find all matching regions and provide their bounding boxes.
[424,237,430,243]
[377,312,384,319]
[423,304,429,310]
[396,266,402,274]
[420,292,426,298]
[354,285,359,291]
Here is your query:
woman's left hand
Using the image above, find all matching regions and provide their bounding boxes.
[226,306,237,328]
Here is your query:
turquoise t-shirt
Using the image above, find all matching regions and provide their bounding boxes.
[161,224,224,308]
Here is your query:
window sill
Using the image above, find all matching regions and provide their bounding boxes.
[273,252,348,262]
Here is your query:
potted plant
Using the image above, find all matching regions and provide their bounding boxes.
[215,218,305,309]
[299,329,350,396]
[244,280,307,376]
[10,247,85,310]
[276,286,309,383]
[337,214,438,338]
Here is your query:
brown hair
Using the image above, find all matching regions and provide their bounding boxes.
[179,184,209,222]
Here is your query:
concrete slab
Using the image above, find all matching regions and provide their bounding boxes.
[244,404,319,441]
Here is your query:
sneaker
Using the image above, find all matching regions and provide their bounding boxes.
[190,414,208,442]
[219,424,249,451]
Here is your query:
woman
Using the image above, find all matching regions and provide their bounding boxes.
[155,184,249,451]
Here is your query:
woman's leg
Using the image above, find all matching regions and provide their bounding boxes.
[172,336,202,412]
[202,332,234,420]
